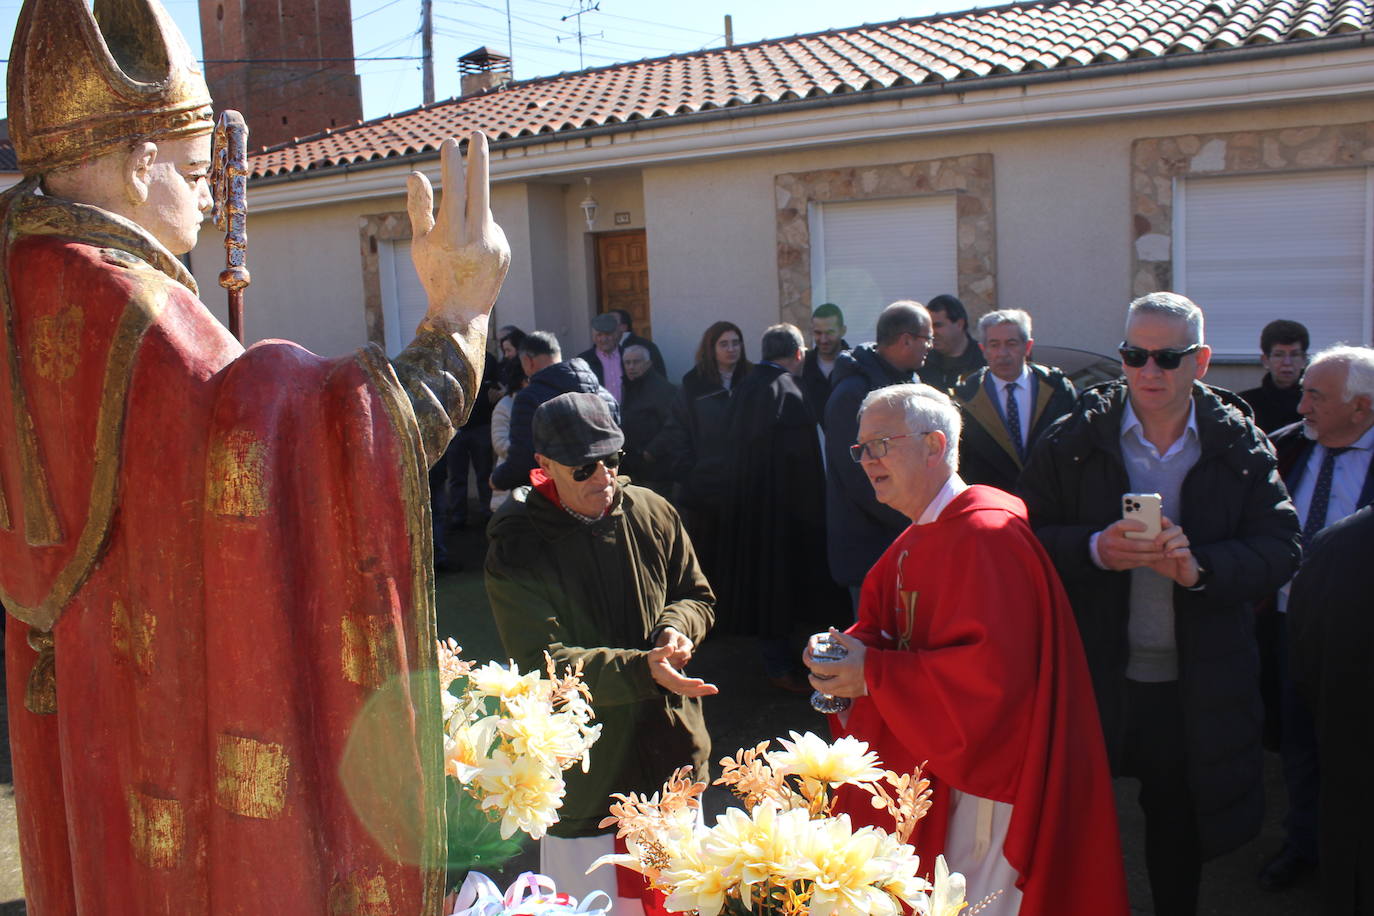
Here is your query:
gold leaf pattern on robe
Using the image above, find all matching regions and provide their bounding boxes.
[30,303,83,381]
[341,606,397,689]
[205,429,269,517]
[125,787,185,869]
[328,870,393,916]
[214,734,290,819]
[111,599,156,675]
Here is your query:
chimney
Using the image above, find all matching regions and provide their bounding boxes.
[459,47,513,97]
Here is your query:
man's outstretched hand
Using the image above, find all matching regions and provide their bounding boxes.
[406,132,510,334]
[648,642,718,697]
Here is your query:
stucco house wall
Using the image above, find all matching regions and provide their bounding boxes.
[194,92,1374,390]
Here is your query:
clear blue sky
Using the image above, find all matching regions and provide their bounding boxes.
[0,0,962,123]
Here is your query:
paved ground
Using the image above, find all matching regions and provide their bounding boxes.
[0,520,1324,913]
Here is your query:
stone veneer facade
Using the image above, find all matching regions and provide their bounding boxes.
[1131,121,1374,298]
[358,211,411,348]
[775,154,997,329]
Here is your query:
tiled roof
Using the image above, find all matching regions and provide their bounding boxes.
[248,0,1374,179]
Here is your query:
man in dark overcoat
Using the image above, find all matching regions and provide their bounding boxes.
[951,308,1075,493]
[719,324,848,691]
[1019,292,1300,916]
[1289,505,1374,916]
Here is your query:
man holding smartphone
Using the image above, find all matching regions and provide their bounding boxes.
[1018,293,1300,916]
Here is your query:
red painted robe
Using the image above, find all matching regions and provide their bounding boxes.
[0,186,462,914]
[832,485,1129,916]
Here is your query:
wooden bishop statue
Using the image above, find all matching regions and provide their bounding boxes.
[1,0,509,911]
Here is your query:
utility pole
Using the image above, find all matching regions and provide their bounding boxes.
[559,0,601,71]
[421,0,434,104]
[724,14,733,47]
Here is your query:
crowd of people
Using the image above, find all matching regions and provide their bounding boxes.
[423,294,1373,916]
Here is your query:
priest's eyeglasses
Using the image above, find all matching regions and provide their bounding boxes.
[849,432,930,462]
[1117,342,1203,370]
[572,451,623,481]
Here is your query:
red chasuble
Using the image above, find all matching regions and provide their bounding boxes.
[0,201,447,913]
[832,485,1129,916]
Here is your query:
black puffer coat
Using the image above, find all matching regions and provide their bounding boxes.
[821,345,914,586]
[1018,379,1300,859]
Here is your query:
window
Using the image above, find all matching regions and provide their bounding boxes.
[379,238,428,357]
[808,195,958,342]
[1174,169,1373,358]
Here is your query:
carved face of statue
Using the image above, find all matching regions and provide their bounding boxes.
[132,132,214,255]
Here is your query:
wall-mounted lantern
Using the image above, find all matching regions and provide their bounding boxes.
[579,176,599,231]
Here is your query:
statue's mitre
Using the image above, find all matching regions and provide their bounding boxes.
[7,0,214,176]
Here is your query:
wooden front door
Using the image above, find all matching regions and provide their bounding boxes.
[596,230,651,338]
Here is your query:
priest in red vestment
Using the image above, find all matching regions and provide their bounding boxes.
[805,383,1129,916]
[0,0,509,912]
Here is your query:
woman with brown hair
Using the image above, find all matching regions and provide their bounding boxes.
[656,321,753,592]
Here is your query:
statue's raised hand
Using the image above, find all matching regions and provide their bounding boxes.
[406,131,510,332]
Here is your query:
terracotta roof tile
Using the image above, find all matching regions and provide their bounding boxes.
[248,0,1374,178]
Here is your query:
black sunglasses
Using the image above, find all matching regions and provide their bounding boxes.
[1118,342,1202,371]
[572,450,623,482]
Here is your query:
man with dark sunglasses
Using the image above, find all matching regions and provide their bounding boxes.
[1019,292,1300,916]
[485,391,716,914]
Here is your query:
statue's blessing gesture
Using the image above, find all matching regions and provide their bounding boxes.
[0,0,509,911]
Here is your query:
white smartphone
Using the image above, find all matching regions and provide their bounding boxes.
[1122,492,1163,541]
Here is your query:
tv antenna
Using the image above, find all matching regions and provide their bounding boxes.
[558,1,601,70]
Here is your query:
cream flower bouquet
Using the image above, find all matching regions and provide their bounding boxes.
[438,639,603,842]
[591,731,971,916]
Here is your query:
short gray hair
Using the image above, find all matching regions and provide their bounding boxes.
[858,383,962,471]
[1309,345,1374,402]
[1127,292,1205,346]
[622,344,651,362]
[761,323,805,362]
[978,309,1032,343]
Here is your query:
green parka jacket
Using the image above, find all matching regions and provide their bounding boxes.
[484,480,715,836]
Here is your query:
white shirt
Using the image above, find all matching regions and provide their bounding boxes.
[1120,399,1200,462]
[991,363,1033,451]
[917,473,969,525]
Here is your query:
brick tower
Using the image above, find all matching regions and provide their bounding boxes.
[199,0,364,149]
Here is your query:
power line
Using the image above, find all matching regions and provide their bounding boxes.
[353,0,410,22]
[201,56,422,62]
[513,0,719,37]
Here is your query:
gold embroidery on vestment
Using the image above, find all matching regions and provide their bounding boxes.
[111,599,157,675]
[0,210,170,629]
[126,787,185,869]
[205,429,269,517]
[24,628,56,714]
[893,549,919,651]
[214,733,290,819]
[356,345,449,899]
[341,606,398,688]
[328,869,393,916]
[31,303,82,381]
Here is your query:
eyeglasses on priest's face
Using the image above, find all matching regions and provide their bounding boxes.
[1117,342,1203,371]
[572,450,624,482]
[849,431,930,462]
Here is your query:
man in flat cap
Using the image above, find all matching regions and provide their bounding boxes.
[485,391,717,913]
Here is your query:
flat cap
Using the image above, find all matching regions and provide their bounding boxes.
[533,392,624,466]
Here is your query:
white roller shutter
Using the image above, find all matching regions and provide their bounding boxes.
[380,238,429,357]
[1175,169,1373,357]
[809,195,958,343]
